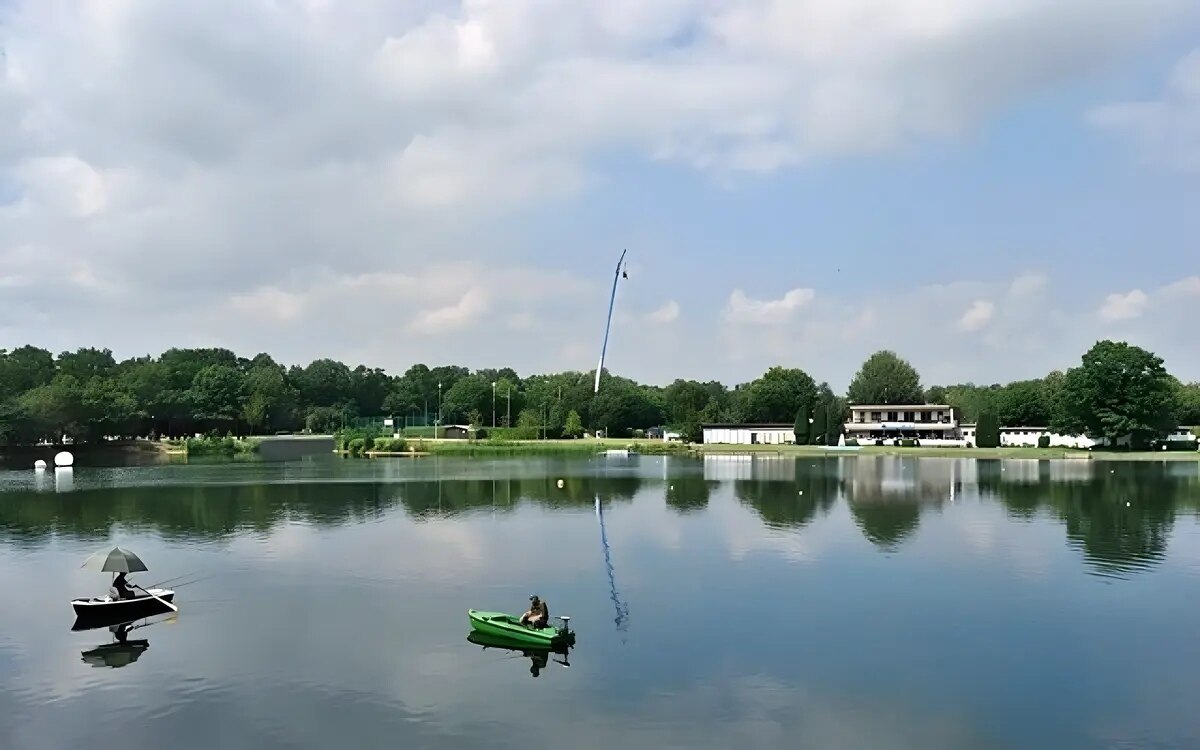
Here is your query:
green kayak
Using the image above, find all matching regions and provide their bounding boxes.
[468,609,575,648]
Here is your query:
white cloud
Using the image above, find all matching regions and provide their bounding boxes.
[957,300,995,332]
[725,288,814,325]
[1009,273,1048,298]
[1098,289,1148,321]
[1091,49,1200,170]
[0,1,1197,387]
[644,300,680,324]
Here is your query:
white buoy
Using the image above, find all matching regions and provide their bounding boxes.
[34,459,47,471]
[556,479,564,489]
[54,451,74,468]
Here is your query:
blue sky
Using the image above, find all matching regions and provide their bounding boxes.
[1,0,1198,390]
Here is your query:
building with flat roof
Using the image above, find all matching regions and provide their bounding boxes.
[701,423,794,445]
[844,404,961,442]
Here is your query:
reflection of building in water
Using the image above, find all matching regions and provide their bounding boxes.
[840,457,963,504]
[702,455,797,482]
[702,455,753,481]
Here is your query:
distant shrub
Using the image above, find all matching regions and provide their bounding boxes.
[845,438,859,446]
[874,439,885,446]
[370,437,408,452]
[347,438,366,457]
[1037,434,1051,449]
[186,435,259,457]
[898,438,919,447]
[474,428,488,440]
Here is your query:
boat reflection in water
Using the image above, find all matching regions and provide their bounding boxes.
[466,631,571,678]
[77,619,161,669]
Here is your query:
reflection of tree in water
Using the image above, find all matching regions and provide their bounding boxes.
[734,470,838,530]
[666,475,716,514]
[986,463,1186,577]
[400,475,641,518]
[0,474,644,542]
[847,501,922,552]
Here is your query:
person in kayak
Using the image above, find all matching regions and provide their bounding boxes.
[112,572,135,600]
[520,594,549,628]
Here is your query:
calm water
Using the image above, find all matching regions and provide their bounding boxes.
[2,455,1200,749]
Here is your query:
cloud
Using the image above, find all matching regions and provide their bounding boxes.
[0,1,1197,388]
[1098,289,1148,321]
[725,288,814,325]
[957,300,995,332]
[644,300,680,324]
[1090,49,1200,170]
[1009,273,1048,298]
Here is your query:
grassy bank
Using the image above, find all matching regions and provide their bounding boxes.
[396,438,692,456]
[182,435,261,458]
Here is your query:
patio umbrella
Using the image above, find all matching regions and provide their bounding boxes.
[82,547,149,574]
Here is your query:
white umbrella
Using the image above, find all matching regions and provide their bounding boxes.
[82,547,149,574]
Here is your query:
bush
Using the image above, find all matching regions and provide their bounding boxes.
[474,428,488,441]
[185,435,259,457]
[347,438,366,457]
[370,437,409,452]
[845,438,859,446]
[899,438,919,447]
[1037,434,1051,449]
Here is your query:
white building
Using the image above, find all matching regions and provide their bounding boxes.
[844,404,963,445]
[701,423,795,445]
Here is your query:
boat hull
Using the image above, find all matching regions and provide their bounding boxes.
[71,589,174,624]
[468,610,574,647]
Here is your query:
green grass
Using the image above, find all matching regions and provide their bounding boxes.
[402,438,691,456]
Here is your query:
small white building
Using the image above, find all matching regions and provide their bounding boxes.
[701,423,795,445]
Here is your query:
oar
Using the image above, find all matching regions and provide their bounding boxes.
[132,583,178,613]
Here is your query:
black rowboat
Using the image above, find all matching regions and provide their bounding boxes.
[71,589,175,622]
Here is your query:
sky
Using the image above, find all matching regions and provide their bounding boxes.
[1,0,1198,391]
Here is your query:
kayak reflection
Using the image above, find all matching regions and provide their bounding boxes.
[467,631,571,678]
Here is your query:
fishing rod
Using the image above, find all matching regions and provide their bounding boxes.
[594,249,628,394]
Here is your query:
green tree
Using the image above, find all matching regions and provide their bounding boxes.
[350,366,392,416]
[925,385,948,403]
[563,409,584,438]
[996,379,1051,426]
[976,411,1000,448]
[810,401,828,445]
[0,345,56,398]
[793,405,811,445]
[1172,380,1200,426]
[190,364,246,430]
[57,347,117,382]
[592,377,662,436]
[1053,341,1176,446]
[296,359,353,408]
[443,375,492,424]
[847,350,923,405]
[743,367,817,423]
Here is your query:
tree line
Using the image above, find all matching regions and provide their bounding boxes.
[0,340,1197,447]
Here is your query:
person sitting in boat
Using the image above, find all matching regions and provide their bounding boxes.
[520,595,549,629]
[112,572,135,600]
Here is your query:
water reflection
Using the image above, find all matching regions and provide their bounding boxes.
[79,620,155,669]
[980,461,1183,577]
[466,632,572,678]
[0,456,1197,580]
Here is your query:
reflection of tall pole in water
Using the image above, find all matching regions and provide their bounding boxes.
[595,494,629,634]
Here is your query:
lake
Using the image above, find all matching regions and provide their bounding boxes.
[2,454,1199,749]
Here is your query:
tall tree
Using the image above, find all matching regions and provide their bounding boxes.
[847,350,923,405]
[743,367,818,422]
[563,410,583,438]
[793,405,811,445]
[975,411,1000,448]
[296,359,354,408]
[0,345,56,398]
[1053,341,1176,446]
